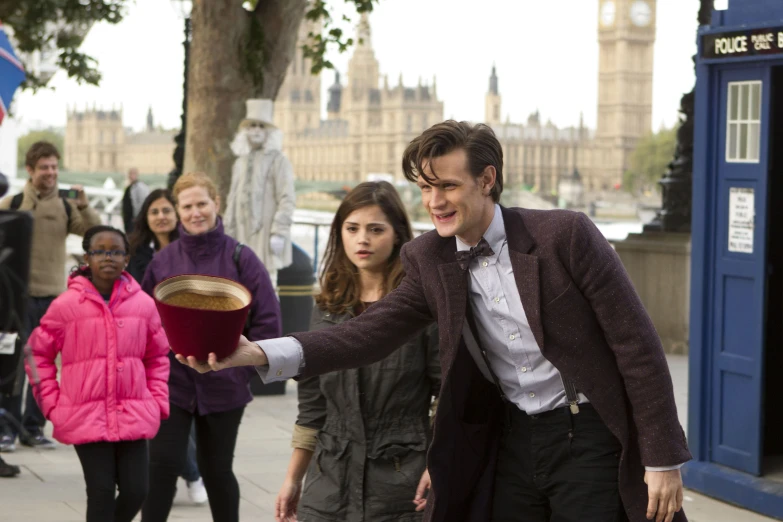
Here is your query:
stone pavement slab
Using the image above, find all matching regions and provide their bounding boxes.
[0,357,778,521]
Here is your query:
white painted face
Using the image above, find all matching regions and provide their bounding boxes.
[246,121,268,147]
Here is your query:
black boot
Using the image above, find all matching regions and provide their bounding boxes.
[0,455,20,477]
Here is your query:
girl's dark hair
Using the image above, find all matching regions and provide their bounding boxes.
[128,189,179,256]
[72,226,130,278]
[315,181,413,315]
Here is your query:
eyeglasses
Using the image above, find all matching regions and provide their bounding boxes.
[87,249,128,259]
[247,122,266,129]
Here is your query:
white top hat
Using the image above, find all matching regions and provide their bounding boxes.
[243,99,276,128]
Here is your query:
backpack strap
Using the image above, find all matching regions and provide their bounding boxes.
[232,243,251,336]
[233,242,245,275]
[9,193,23,210]
[62,197,72,233]
[9,193,72,233]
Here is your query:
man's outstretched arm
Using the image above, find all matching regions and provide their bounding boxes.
[177,243,435,379]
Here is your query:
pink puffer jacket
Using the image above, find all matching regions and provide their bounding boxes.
[26,273,170,445]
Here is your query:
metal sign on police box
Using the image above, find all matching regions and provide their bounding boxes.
[702,26,783,59]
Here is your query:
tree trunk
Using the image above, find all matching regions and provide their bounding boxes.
[185,0,307,202]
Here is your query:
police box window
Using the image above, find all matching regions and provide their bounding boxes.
[726,81,762,163]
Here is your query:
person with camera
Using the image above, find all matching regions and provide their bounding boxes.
[0,141,100,452]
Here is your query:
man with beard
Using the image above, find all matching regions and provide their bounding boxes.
[224,99,296,288]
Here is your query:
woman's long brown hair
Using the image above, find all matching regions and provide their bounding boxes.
[315,181,413,315]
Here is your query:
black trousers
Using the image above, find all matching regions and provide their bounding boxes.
[0,296,52,437]
[491,403,628,522]
[74,439,149,522]
[142,403,246,522]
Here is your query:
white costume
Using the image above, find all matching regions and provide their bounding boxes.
[224,99,296,286]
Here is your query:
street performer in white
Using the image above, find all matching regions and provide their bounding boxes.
[224,99,296,287]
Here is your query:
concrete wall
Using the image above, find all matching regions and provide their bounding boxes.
[613,231,691,354]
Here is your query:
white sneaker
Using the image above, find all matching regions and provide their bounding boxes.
[187,477,208,505]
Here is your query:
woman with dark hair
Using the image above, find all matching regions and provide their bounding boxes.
[127,189,179,283]
[274,181,440,522]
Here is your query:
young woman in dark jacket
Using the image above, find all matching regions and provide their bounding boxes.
[275,181,441,522]
[127,189,178,283]
[141,173,282,522]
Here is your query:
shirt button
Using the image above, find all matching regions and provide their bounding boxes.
[529,392,535,398]
[509,334,515,340]
[117,320,124,327]
[521,367,528,373]
[494,297,500,303]
[482,261,488,267]
[276,369,283,376]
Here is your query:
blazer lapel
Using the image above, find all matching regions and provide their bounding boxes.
[436,238,469,373]
[502,207,545,352]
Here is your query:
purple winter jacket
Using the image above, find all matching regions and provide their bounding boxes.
[142,219,281,415]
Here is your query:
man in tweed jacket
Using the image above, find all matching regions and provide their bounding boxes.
[182,121,691,522]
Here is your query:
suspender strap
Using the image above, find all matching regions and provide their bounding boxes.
[462,316,509,403]
[464,307,510,403]
[561,374,581,414]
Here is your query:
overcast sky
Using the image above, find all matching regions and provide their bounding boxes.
[12,0,701,135]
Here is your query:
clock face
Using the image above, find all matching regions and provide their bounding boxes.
[630,0,652,27]
[600,1,616,26]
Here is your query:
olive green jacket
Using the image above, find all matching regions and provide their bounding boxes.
[294,304,440,522]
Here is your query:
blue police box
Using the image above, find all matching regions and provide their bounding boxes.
[687,1,783,518]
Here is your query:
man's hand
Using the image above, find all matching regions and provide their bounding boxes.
[71,184,89,209]
[644,469,684,522]
[413,468,431,512]
[174,335,268,373]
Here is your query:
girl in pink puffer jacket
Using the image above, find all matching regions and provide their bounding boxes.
[26,225,170,522]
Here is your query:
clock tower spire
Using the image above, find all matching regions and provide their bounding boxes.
[595,0,656,189]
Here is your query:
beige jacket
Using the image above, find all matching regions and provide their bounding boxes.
[0,180,101,297]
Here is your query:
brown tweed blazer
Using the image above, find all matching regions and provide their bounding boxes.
[292,206,691,522]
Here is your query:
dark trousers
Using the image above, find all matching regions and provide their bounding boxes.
[0,296,53,438]
[491,403,628,522]
[180,420,200,482]
[142,403,246,522]
[74,439,149,522]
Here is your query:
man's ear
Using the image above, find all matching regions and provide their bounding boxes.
[26,165,34,178]
[480,165,497,196]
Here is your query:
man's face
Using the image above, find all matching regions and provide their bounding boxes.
[27,156,59,195]
[416,148,496,245]
[128,169,139,183]
[246,122,268,147]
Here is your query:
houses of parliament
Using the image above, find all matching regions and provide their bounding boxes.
[64,0,656,195]
[276,0,656,193]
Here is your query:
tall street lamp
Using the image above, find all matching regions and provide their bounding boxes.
[168,0,193,191]
[644,0,714,233]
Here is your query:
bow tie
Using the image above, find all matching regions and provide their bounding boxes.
[455,238,495,270]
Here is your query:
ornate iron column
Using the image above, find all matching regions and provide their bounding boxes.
[644,1,713,233]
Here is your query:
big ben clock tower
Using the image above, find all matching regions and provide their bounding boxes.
[596,0,656,188]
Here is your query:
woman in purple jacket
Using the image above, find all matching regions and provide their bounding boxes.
[140,172,282,522]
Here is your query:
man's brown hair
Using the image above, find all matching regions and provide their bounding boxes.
[25,141,60,169]
[401,120,504,203]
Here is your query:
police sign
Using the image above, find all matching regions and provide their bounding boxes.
[702,27,783,59]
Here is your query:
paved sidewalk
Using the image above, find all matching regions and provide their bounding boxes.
[0,356,777,521]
